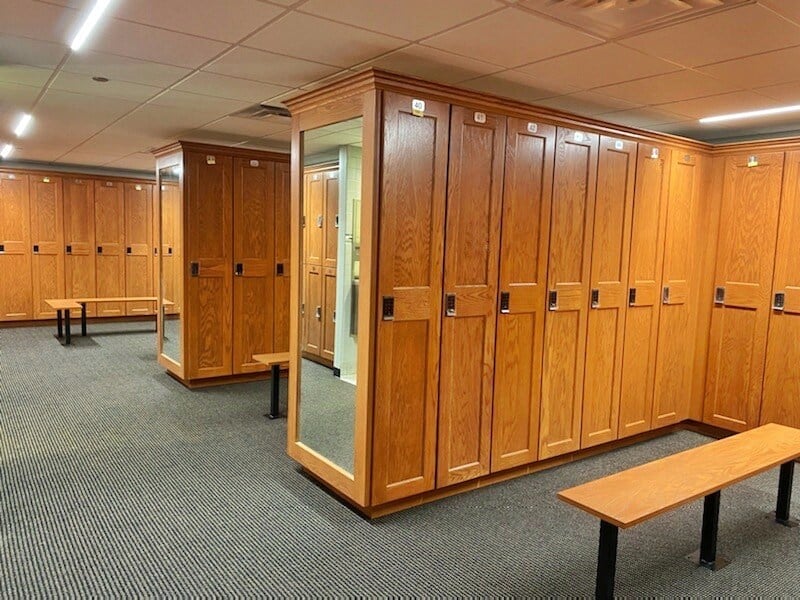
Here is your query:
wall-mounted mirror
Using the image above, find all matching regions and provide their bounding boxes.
[298,117,363,475]
[159,164,182,365]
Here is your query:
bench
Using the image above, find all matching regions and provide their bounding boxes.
[558,423,800,599]
[252,352,290,419]
[46,297,160,345]
[45,299,82,344]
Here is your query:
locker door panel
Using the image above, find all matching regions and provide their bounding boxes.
[124,183,153,315]
[304,172,324,266]
[540,128,598,459]
[492,118,555,472]
[94,180,125,316]
[322,267,336,361]
[160,183,180,315]
[0,173,33,320]
[704,152,783,431]
[274,161,291,353]
[30,175,65,319]
[438,106,505,487]
[619,144,670,438]
[303,264,322,356]
[373,92,448,504]
[233,158,275,374]
[582,137,636,448]
[63,178,96,316]
[323,171,339,269]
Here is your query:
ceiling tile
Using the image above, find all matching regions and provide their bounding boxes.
[534,91,641,117]
[360,45,501,84]
[657,90,779,119]
[423,7,602,68]
[0,34,68,69]
[244,12,406,68]
[148,90,251,115]
[596,70,739,105]
[461,70,580,102]
[62,51,192,87]
[58,150,130,166]
[106,152,157,172]
[114,104,224,138]
[597,106,687,129]
[174,72,290,103]
[87,18,230,68]
[112,0,285,42]
[50,71,161,102]
[0,65,53,87]
[699,46,800,90]
[0,0,77,44]
[620,3,800,68]
[201,116,291,138]
[756,81,800,103]
[204,47,338,87]
[177,129,251,146]
[0,83,42,128]
[760,0,800,26]
[517,43,681,91]
[298,0,503,40]
[71,127,167,155]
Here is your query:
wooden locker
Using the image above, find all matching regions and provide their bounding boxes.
[581,137,637,448]
[704,152,784,431]
[124,183,153,315]
[437,105,505,488]
[762,150,800,427]
[372,92,448,504]
[64,178,96,317]
[233,158,275,374]
[0,173,33,320]
[94,180,125,316]
[651,152,704,428]
[491,118,555,472]
[274,161,291,353]
[322,267,336,361]
[303,264,323,356]
[30,175,65,320]
[304,172,324,266]
[323,171,339,269]
[185,152,233,379]
[618,144,670,438]
[539,128,599,460]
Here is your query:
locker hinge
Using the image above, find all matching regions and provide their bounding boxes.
[662,286,670,304]
[500,291,510,314]
[126,247,132,255]
[445,293,456,317]
[548,290,558,311]
[591,289,600,309]
[190,262,199,277]
[714,286,725,305]
[315,305,322,320]
[33,244,39,254]
[628,288,636,306]
[96,246,103,254]
[235,263,243,276]
[66,245,72,254]
[773,292,786,311]
[382,296,394,321]
[276,262,284,276]
[315,214,323,228]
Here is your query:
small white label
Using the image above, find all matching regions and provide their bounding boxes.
[747,155,758,167]
[411,99,425,117]
[474,111,486,124]
[650,147,660,159]
[105,181,113,187]
[206,155,216,165]
[135,184,142,191]
[327,172,337,179]
[527,122,538,134]
[43,177,50,183]
[574,132,584,142]
[75,179,83,184]
[312,173,320,181]
[8,174,15,180]
[161,185,166,191]
[614,140,624,150]
[250,160,259,167]
[684,154,691,162]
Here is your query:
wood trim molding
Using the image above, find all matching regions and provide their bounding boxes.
[153,141,289,162]
[0,167,155,185]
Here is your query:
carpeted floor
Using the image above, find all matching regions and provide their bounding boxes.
[2,322,800,597]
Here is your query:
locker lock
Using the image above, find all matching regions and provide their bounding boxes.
[0,244,4,253]
[315,305,322,320]
[445,294,456,317]
[662,286,670,304]
[97,246,103,254]
[773,292,786,311]
[190,262,199,277]
[499,292,510,314]
[714,286,726,305]
[591,289,600,309]
[548,290,558,311]
[628,288,637,306]
[66,245,72,254]
[235,263,243,276]
[33,244,39,254]
[276,262,284,276]
[126,247,132,254]
[167,247,173,255]
[382,296,394,321]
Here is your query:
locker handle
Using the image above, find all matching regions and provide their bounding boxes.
[235,263,243,276]
[97,246,103,254]
[315,305,322,320]
[33,244,39,254]
[154,247,158,256]
[276,262,284,276]
[591,289,600,309]
[714,286,725,305]
[126,247,132,254]
[167,247,173,255]
[301,302,305,316]
[332,310,336,323]
[445,293,456,317]
[662,286,670,304]
[500,291,510,314]
[66,245,72,254]
[628,288,636,306]
[0,244,4,253]
[773,292,786,311]
[334,214,340,228]
[382,296,394,321]
[190,262,199,277]
[315,214,323,228]
[548,290,558,311]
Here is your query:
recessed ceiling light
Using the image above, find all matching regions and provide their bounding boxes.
[92,76,109,83]
[13,114,32,137]
[70,0,112,51]
[699,104,800,124]
[1,144,14,159]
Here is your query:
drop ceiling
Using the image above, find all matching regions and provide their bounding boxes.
[3,0,800,174]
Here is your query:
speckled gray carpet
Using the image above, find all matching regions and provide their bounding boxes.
[2,322,800,597]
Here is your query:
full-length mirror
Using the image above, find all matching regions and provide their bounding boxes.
[298,117,363,475]
[159,165,182,365]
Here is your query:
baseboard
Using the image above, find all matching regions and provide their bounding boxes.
[166,370,272,389]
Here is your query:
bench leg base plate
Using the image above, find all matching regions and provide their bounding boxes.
[687,550,730,571]
[768,512,799,527]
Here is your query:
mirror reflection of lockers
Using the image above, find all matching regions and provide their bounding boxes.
[157,163,182,369]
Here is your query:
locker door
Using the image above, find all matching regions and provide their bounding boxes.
[438,106,505,488]
[539,128,599,460]
[323,170,339,270]
[582,137,637,448]
[0,173,32,320]
[274,161,291,353]
[763,150,800,427]
[321,267,336,361]
[30,175,65,319]
[492,118,555,472]
[94,180,125,316]
[304,172,324,266]
[185,152,233,379]
[152,185,159,306]
[160,183,179,315]
[233,158,275,374]
[618,144,670,438]
[64,178,96,316]
[372,92,448,504]
[303,264,323,356]
[124,183,153,315]
[652,152,703,428]
[704,152,784,431]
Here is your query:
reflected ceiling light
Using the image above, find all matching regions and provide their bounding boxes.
[14,114,32,137]
[699,104,800,124]
[70,0,112,51]
[1,144,13,159]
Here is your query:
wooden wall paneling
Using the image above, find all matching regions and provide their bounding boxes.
[303,264,323,355]
[324,170,339,269]
[322,266,336,361]
[30,175,64,319]
[703,151,784,431]
[185,152,233,379]
[63,178,96,317]
[0,173,33,320]
[539,128,599,459]
[304,172,324,266]
[762,150,800,427]
[581,137,637,448]
[491,118,555,472]
[372,92,448,504]
[124,182,154,315]
[274,161,291,352]
[437,105,506,488]
[233,158,275,374]
[618,144,670,438]
[94,180,126,316]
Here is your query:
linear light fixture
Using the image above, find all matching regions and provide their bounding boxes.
[1,144,13,159]
[70,0,112,51]
[14,114,32,137]
[699,104,800,124]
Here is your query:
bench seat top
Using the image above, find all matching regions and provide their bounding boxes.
[252,352,290,366]
[558,423,800,528]
[45,299,82,310]
[73,297,158,303]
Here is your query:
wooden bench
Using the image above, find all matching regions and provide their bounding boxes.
[45,299,82,344]
[559,423,800,599]
[253,352,290,419]
[46,297,160,344]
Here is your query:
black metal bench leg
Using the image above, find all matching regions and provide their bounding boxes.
[56,310,63,339]
[65,309,71,345]
[267,364,281,420]
[81,302,87,336]
[596,520,618,600]
[776,461,797,526]
[699,490,728,570]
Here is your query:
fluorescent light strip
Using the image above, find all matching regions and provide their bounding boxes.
[70,0,112,51]
[14,114,32,137]
[1,144,13,159]
[699,104,800,124]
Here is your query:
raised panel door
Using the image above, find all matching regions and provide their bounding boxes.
[304,172,324,266]
[274,161,291,353]
[0,173,32,320]
[323,171,339,270]
[124,183,153,315]
[322,267,336,362]
[94,180,125,316]
[63,178,96,317]
[30,175,64,319]
[160,183,180,315]
[303,264,323,356]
